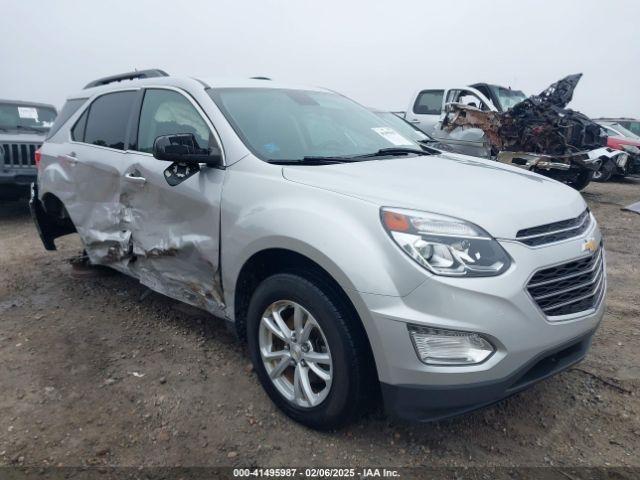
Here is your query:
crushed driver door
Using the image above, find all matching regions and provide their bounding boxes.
[121,88,226,314]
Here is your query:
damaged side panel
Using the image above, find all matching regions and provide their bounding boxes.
[119,157,226,314]
[43,140,227,315]
[55,145,135,270]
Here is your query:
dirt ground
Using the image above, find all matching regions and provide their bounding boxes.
[0,178,639,470]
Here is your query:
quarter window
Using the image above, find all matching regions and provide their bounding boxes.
[47,98,85,139]
[71,109,88,141]
[137,89,214,154]
[83,91,136,150]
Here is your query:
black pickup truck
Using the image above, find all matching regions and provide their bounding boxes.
[1,99,57,201]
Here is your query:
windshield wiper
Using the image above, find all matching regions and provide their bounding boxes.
[354,147,434,159]
[268,156,363,165]
[269,148,435,165]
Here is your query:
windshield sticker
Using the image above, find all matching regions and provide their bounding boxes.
[372,127,413,146]
[263,143,280,154]
[18,107,39,120]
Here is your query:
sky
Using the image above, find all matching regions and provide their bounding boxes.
[1,0,638,118]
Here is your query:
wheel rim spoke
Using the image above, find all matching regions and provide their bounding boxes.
[300,318,314,343]
[303,351,331,365]
[306,360,331,382]
[271,309,292,341]
[293,365,305,404]
[269,355,291,379]
[262,315,287,342]
[261,349,289,362]
[298,366,317,406]
[293,304,305,333]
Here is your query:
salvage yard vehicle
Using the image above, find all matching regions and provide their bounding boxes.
[404,75,626,190]
[31,70,606,429]
[592,120,640,181]
[0,99,56,201]
[597,117,640,137]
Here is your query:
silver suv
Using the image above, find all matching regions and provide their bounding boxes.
[31,69,606,429]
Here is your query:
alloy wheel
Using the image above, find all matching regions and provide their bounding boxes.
[258,300,333,408]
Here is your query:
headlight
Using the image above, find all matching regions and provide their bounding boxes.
[381,207,511,277]
[408,325,495,365]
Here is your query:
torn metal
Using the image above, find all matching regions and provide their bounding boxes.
[442,74,604,155]
[439,74,611,188]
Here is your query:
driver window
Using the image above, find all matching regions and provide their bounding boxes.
[137,89,215,153]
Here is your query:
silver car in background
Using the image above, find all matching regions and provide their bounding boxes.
[31,70,605,429]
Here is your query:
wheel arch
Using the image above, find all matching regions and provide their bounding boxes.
[232,247,361,339]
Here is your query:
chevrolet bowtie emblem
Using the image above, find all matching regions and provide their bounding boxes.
[582,238,598,254]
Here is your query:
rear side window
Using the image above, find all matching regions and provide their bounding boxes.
[83,91,136,150]
[413,90,444,115]
[46,98,86,139]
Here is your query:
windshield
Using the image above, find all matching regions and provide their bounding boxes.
[494,87,527,110]
[208,88,421,161]
[374,112,431,142]
[0,103,57,131]
[604,123,640,140]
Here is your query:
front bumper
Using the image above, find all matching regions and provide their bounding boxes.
[380,329,595,421]
[0,170,36,199]
[356,221,605,421]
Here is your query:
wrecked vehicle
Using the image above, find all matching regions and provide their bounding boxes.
[406,75,626,190]
[32,70,605,429]
[593,119,640,181]
[0,99,56,201]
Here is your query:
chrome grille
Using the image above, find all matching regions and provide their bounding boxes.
[1,143,40,168]
[527,247,605,318]
[516,210,591,247]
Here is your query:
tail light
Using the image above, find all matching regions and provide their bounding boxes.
[35,148,42,169]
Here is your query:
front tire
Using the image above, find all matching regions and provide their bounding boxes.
[246,273,371,430]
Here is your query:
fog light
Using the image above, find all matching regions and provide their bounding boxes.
[408,325,494,365]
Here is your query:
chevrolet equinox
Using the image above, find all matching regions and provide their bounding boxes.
[31,70,606,429]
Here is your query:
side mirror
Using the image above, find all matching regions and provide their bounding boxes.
[153,134,222,167]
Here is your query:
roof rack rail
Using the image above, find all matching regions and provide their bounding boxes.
[84,69,169,89]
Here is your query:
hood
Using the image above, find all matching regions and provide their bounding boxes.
[282,152,586,239]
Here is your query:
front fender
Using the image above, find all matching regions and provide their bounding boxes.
[220,159,428,315]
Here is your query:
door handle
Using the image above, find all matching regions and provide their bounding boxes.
[409,119,420,124]
[124,172,147,184]
[61,153,77,166]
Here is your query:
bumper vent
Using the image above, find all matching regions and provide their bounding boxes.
[2,143,40,168]
[527,247,605,318]
[516,210,591,247]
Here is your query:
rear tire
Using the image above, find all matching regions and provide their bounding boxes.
[246,272,372,430]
